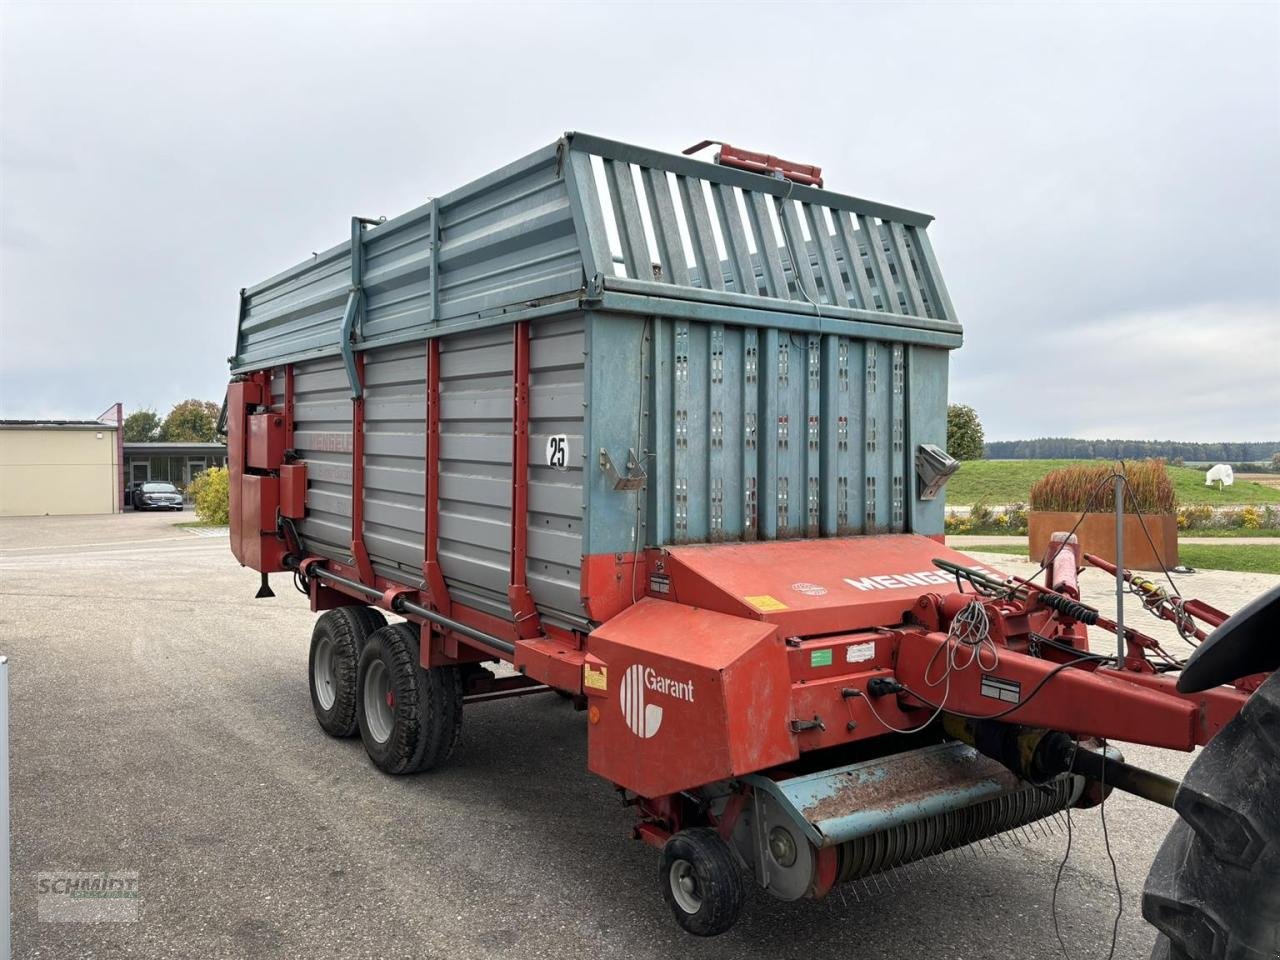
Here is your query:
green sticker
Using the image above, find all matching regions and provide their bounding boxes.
[810,648,833,668]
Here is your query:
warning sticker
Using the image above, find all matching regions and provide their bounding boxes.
[846,641,876,664]
[583,664,608,692]
[810,648,834,668]
[744,595,789,612]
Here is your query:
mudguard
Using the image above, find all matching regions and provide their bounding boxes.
[1178,584,1280,693]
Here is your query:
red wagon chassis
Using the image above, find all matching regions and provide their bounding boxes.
[228,369,1258,919]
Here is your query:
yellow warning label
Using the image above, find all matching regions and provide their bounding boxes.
[744,594,789,612]
[583,663,608,691]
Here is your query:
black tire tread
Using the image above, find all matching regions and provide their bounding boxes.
[357,622,463,776]
[660,828,745,937]
[309,605,387,738]
[1143,672,1280,960]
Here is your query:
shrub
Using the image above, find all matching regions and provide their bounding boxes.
[1178,504,1214,530]
[1005,503,1029,533]
[1241,506,1262,529]
[1029,459,1175,515]
[188,466,230,525]
[969,498,994,526]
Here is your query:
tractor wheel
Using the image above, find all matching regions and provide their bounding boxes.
[660,828,745,937]
[308,605,387,737]
[356,623,463,775]
[1143,671,1280,958]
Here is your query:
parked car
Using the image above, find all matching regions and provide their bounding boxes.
[124,480,143,507]
[132,481,184,511]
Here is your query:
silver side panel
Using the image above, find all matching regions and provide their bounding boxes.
[292,355,354,560]
[363,342,427,585]
[233,142,580,372]
[437,327,515,621]
[526,315,586,628]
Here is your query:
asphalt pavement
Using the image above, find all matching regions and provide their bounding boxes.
[2,513,1275,959]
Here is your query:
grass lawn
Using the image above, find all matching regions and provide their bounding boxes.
[175,520,229,529]
[947,459,1280,507]
[967,542,1280,575]
[1180,528,1280,538]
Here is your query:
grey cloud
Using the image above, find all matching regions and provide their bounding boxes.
[1,1,1276,443]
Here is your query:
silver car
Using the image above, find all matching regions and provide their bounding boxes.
[133,481,184,511]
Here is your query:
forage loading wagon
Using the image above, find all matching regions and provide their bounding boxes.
[224,133,1279,951]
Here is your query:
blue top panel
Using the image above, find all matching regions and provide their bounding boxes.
[231,133,961,375]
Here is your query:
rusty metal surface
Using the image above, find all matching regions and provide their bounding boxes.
[746,742,1032,848]
[802,743,1023,826]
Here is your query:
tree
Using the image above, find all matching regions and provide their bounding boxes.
[947,403,985,461]
[123,408,162,442]
[1272,452,1280,473]
[159,399,220,443]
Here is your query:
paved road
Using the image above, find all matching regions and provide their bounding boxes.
[3,514,1276,959]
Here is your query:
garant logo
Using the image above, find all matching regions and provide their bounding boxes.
[619,664,695,739]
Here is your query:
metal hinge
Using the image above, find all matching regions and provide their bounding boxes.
[789,716,826,734]
[599,447,647,491]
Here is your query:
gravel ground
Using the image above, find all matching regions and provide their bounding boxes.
[2,513,1275,960]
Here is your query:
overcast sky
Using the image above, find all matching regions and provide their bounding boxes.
[2,1,1277,441]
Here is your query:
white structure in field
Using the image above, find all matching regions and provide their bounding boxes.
[1205,464,1235,487]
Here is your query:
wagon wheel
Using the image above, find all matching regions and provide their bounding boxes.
[660,828,745,937]
[308,605,387,737]
[356,622,463,775]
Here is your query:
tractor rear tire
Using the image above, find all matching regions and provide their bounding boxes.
[309,605,387,737]
[660,828,745,937]
[356,622,463,775]
[1149,935,1190,960]
[1142,671,1280,959]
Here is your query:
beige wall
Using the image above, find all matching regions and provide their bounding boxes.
[0,427,120,517]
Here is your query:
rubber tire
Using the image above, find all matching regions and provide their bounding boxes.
[660,828,746,937]
[309,606,387,738]
[356,622,463,775]
[1143,671,1280,959]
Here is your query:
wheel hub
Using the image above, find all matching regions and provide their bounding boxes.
[363,659,395,744]
[769,826,798,868]
[668,859,702,914]
[313,634,337,710]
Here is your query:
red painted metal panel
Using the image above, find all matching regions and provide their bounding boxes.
[283,364,295,449]
[894,629,1199,750]
[246,413,286,470]
[226,379,263,567]
[243,474,280,534]
[1099,668,1248,745]
[113,402,124,513]
[662,535,1005,636]
[278,463,307,518]
[422,338,450,615]
[580,552,647,623]
[349,352,374,584]
[585,598,794,797]
[507,321,542,639]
